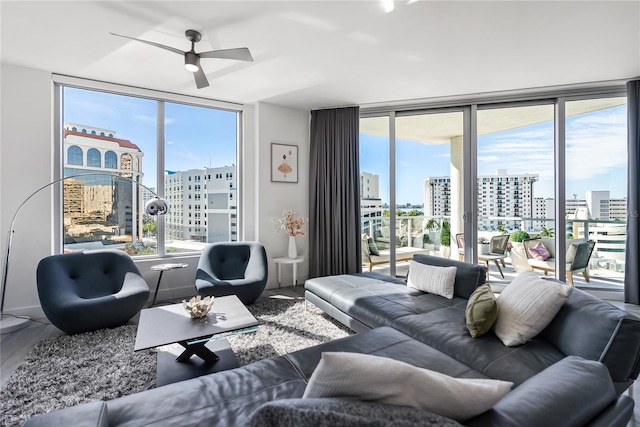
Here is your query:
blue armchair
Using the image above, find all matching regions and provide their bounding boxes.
[36,250,149,334]
[195,242,268,305]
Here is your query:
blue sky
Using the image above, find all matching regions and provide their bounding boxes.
[63,87,238,187]
[361,104,627,205]
[64,87,626,203]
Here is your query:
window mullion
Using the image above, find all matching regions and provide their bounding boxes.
[157,101,166,257]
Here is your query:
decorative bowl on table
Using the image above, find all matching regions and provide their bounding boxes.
[182,295,214,319]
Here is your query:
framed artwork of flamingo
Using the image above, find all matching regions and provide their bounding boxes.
[271,143,298,183]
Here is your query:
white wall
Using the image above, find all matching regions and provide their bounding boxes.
[254,102,310,289]
[0,64,310,318]
[1,64,55,317]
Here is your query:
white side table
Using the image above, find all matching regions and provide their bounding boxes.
[273,256,304,288]
[150,263,188,306]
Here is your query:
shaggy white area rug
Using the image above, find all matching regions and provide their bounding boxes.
[0,298,352,426]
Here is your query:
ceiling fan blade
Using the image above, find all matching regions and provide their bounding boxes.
[193,67,209,89]
[110,32,184,56]
[199,47,253,62]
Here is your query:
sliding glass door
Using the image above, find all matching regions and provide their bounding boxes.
[359,87,628,293]
[564,96,627,288]
[476,104,555,283]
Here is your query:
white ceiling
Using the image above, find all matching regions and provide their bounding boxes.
[1,1,639,110]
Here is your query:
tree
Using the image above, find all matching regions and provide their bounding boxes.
[539,226,554,237]
[425,218,440,231]
[142,214,157,236]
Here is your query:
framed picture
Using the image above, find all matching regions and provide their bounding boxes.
[271,143,298,183]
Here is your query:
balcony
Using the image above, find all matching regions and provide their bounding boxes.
[362,215,625,292]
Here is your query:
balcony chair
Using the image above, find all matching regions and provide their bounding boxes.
[36,250,150,335]
[195,241,268,305]
[478,234,510,279]
[523,238,596,286]
[455,233,509,279]
[455,233,464,261]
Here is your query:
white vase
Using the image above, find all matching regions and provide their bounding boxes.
[288,236,297,259]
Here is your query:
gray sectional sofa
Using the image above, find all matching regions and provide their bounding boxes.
[25,255,640,426]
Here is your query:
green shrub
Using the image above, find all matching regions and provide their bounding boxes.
[440,219,451,247]
[509,230,530,242]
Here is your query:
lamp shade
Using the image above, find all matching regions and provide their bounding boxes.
[145,197,170,216]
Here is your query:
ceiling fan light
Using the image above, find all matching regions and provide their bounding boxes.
[185,63,199,72]
[184,52,200,72]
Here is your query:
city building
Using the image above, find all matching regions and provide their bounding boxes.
[424,170,538,231]
[360,172,384,237]
[164,166,237,246]
[62,123,144,246]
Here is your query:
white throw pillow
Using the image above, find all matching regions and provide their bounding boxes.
[494,271,572,346]
[407,261,456,299]
[303,352,513,422]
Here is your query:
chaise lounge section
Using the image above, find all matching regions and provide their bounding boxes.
[305,254,640,395]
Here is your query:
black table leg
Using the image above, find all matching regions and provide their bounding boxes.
[151,271,164,307]
[175,340,220,363]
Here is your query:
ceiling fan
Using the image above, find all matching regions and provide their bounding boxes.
[110,29,253,89]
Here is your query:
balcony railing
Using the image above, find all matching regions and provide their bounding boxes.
[361,214,626,288]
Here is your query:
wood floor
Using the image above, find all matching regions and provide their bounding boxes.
[1,285,639,426]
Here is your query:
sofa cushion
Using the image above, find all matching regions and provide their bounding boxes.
[391,308,566,386]
[305,273,467,329]
[285,327,489,383]
[247,398,462,427]
[107,356,308,426]
[303,352,512,422]
[465,356,616,427]
[407,261,456,299]
[494,271,572,346]
[465,284,498,338]
[539,286,640,393]
[412,254,486,299]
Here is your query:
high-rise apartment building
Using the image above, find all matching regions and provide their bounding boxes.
[424,170,538,231]
[164,166,237,245]
[360,172,384,238]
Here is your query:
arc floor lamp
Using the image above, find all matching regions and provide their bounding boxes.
[0,173,169,334]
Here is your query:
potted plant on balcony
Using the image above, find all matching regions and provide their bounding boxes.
[439,219,451,258]
[477,236,491,255]
[508,230,531,273]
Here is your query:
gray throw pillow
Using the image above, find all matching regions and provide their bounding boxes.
[246,398,462,427]
[367,237,380,256]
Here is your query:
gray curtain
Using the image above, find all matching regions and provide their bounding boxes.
[625,79,640,304]
[309,107,361,277]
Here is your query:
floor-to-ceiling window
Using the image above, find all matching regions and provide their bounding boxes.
[476,104,555,282]
[396,111,465,275]
[359,116,391,270]
[564,96,627,288]
[60,83,241,256]
[359,87,628,292]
